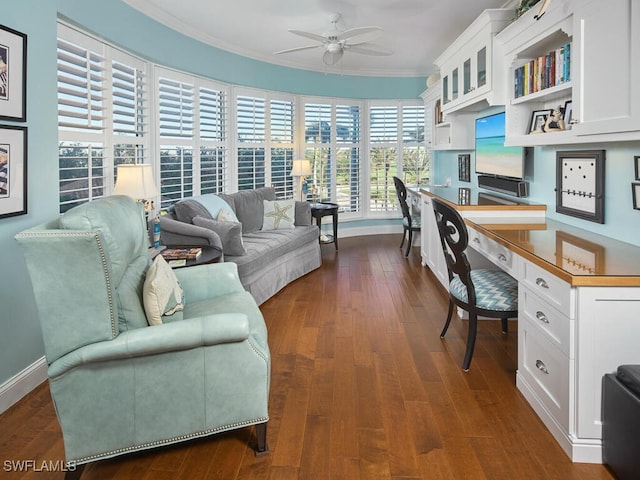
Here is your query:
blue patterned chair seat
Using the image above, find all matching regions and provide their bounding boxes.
[403,215,421,229]
[449,269,518,311]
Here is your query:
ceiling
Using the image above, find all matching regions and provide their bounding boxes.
[123,0,511,77]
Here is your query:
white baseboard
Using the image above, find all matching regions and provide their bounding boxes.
[335,224,403,238]
[0,357,48,414]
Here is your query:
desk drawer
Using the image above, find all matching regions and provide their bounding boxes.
[520,286,571,356]
[519,319,570,432]
[468,227,517,277]
[521,259,572,317]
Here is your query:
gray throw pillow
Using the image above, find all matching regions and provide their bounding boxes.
[192,216,246,256]
[173,199,212,224]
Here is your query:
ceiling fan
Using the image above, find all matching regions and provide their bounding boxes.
[274,13,392,66]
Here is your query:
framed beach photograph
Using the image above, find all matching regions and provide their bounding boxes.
[0,125,27,218]
[529,109,552,134]
[0,24,27,122]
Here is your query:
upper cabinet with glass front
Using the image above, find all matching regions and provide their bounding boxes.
[435,8,514,115]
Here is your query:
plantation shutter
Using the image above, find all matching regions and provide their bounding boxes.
[270,99,294,198]
[200,86,227,194]
[237,95,266,190]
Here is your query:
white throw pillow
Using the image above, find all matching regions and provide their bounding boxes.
[262,199,295,230]
[217,208,237,223]
[143,255,184,326]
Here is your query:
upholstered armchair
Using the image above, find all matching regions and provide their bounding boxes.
[15,196,270,475]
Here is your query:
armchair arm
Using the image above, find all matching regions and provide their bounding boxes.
[49,313,249,378]
[159,215,223,250]
[174,261,246,301]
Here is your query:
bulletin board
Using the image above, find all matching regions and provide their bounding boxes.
[555,150,605,223]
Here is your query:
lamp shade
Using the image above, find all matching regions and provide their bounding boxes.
[290,160,312,177]
[113,164,159,199]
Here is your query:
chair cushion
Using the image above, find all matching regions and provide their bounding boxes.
[143,255,184,325]
[403,215,421,229]
[262,199,295,230]
[449,269,518,311]
[192,215,247,256]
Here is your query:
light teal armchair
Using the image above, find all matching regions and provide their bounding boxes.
[15,196,270,476]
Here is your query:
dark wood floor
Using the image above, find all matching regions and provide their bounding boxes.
[0,235,615,479]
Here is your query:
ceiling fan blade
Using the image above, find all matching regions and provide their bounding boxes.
[345,45,393,56]
[288,29,328,43]
[322,49,343,65]
[274,44,322,55]
[337,26,382,43]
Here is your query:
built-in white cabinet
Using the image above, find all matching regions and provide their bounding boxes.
[435,8,513,115]
[497,0,640,146]
[420,194,448,289]
[421,82,475,151]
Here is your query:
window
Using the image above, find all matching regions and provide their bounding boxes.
[368,102,426,213]
[304,100,362,212]
[57,23,427,223]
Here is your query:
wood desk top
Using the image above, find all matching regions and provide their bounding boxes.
[419,186,547,212]
[467,217,640,287]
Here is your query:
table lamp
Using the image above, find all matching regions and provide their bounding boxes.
[290,159,312,201]
[113,163,159,214]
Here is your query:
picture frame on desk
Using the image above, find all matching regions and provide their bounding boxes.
[529,109,552,134]
[563,100,573,128]
[555,150,605,224]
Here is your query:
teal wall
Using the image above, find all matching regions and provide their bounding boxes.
[0,1,58,387]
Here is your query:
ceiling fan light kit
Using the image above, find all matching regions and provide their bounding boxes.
[274,13,392,67]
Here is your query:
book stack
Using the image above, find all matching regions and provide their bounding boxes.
[514,42,571,99]
[161,247,202,261]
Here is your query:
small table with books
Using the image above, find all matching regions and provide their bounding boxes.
[155,246,222,268]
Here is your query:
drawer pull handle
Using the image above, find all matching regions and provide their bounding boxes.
[498,253,508,262]
[535,277,549,289]
[535,360,549,374]
[473,238,480,244]
[536,311,550,324]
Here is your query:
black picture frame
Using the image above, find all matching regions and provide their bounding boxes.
[633,183,640,211]
[529,109,552,133]
[634,155,640,181]
[0,24,27,122]
[563,100,573,126]
[458,153,470,182]
[555,150,605,224]
[0,124,27,219]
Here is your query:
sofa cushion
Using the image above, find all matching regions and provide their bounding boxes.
[143,255,184,325]
[262,199,295,230]
[229,187,276,234]
[227,225,319,279]
[192,215,246,256]
[174,195,238,224]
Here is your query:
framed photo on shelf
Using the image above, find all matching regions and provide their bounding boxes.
[0,24,27,122]
[458,153,470,182]
[529,109,552,134]
[563,100,573,126]
[633,183,640,210]
[555,150,605,224]
[0,125,27,219]
[634,155,640,180]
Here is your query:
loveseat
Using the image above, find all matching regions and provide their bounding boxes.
[158,187,322,305]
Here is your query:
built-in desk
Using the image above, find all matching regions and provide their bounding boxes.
[419,187,640,464]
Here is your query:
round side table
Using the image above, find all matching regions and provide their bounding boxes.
[310,202,339,250]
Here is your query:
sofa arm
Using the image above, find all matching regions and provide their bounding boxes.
[48,313,250,378]
[158,215,223,250]
[295,201,312,226]
[174,261,246,301]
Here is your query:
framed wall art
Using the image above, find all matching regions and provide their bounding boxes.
[555,150,605,224]
[634,155,640,180]
[0,24,27,122]
[632,183,640,210]
[0,125,27,219]
[458,153,470,182]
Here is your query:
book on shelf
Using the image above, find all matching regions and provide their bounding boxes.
[161,247,202,261]
[513,42,571,98]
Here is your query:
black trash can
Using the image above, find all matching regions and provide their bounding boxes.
[603,365,640,480]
